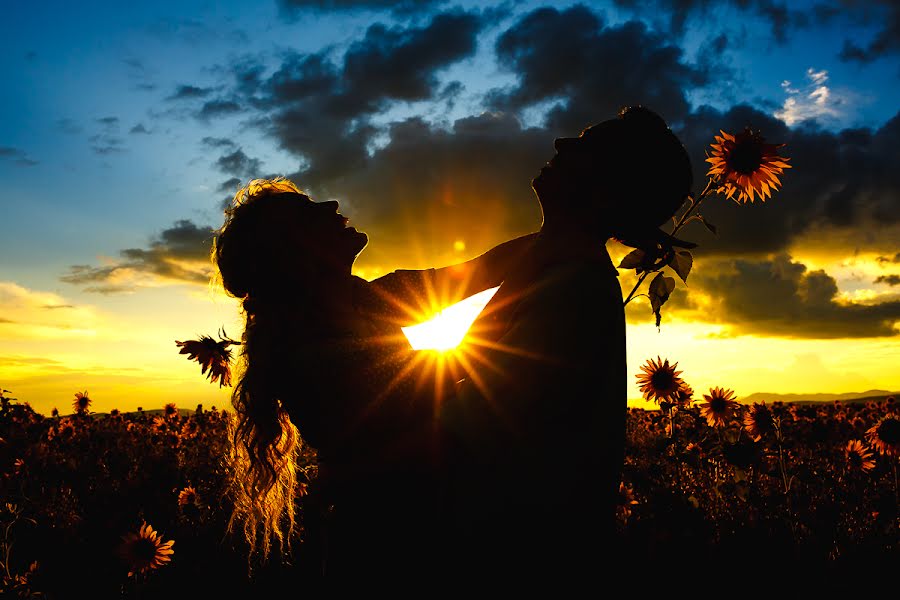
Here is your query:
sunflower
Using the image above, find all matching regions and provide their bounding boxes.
[865,415,900,457]
[743,402,775,441]
[674,382,694,408]
[636,357,685,404]
[177,486,200,508]
[175,335,235,387]
[845,440,876,473]
[706,127,791,204]
[118,522,174,577]
[164,403,178,419]
[72,391,91,414]
[699,387,739,428]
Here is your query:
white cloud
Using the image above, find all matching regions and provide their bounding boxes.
[775,68,848,126]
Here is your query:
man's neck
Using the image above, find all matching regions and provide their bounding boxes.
[538,221,610,262]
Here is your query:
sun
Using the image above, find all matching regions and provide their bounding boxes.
[402,287,499,351]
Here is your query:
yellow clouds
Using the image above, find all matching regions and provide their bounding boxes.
[0,282,102,339]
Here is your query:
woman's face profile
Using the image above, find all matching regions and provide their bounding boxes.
[297,199,369,272]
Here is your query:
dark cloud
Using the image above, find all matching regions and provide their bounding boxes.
[197,99,243,120]
[89,134,126,155]
[693,254,900,338]
[876,252,900,264]
[217,177,243,193]
[61,220,214,293]
[202,136,236,149]
[129,123,150,134]
[96,116,119,127]
[259,9,486,187]
[278,0,446,17]
[167,84,214,101]
[875,275,900,286]
[839,1,900,62]
[611,0,811,43]
[0,147,38,167]
[670,106,900,257]
[215,149,262,179]
[487,5,709,132]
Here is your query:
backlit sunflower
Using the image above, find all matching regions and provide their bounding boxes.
[164,403,178,419]
[118,522,174,577]
[177,486,200,508]
[865,415,900,457]
[72,391,91,414]
[175,334,236,387]
[636,357,685,404]
[674,382,694,408]
[845,440,876,473]
[743,402,775,441]
[706,127,791,204]
[699,387,739,428]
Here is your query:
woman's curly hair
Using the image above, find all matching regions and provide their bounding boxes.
[213,177,310,567]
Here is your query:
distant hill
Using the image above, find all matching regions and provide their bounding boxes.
[740,390,898,405]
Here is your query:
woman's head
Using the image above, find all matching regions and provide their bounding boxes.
[532,106,692,243]
[214,177,368,305]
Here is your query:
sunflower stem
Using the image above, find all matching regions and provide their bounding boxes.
[623,178,716,306]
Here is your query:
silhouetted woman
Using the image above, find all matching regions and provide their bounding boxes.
[210,178,533,582]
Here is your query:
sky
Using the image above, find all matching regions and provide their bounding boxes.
[1,0,899,414]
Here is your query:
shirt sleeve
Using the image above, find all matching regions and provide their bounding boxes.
[363,269,440,327]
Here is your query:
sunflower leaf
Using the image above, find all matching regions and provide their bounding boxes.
[667,250,693,283]
[648,273,677,327]
[617,249,646,270]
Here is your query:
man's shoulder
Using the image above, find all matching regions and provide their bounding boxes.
[524,257,622,310]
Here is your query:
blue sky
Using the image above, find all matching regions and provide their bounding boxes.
[2,0,899,412]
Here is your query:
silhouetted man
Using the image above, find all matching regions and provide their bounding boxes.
[440,106,693,581]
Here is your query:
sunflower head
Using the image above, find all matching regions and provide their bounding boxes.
[845,439,876,473]
[164,403,178,418]
[699,387,739,428]
[674,382,694,408]
[706,127,791,204]
[743,401,776,441]
[635,356,685,404]
[175,334,236,388]
[72,391,91,414]
[865,415,900,457]
[177,486,200,508]
[118,522,174,577]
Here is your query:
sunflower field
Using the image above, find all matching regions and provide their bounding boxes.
[1,383,898,596]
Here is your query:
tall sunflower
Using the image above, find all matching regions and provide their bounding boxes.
[72,391,91,414]
[865,415,900,457]
[845,440,876,473]
[118,522,174,577]
[635,357,685,404]
[706,127,791,204]
[743,402,775,441]
[699,387,739,428]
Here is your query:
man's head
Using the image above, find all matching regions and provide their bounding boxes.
[532,106,692,243]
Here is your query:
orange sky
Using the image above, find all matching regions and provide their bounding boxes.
[3,238,898,416]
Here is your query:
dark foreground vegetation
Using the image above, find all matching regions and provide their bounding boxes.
[1,388,897,596]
